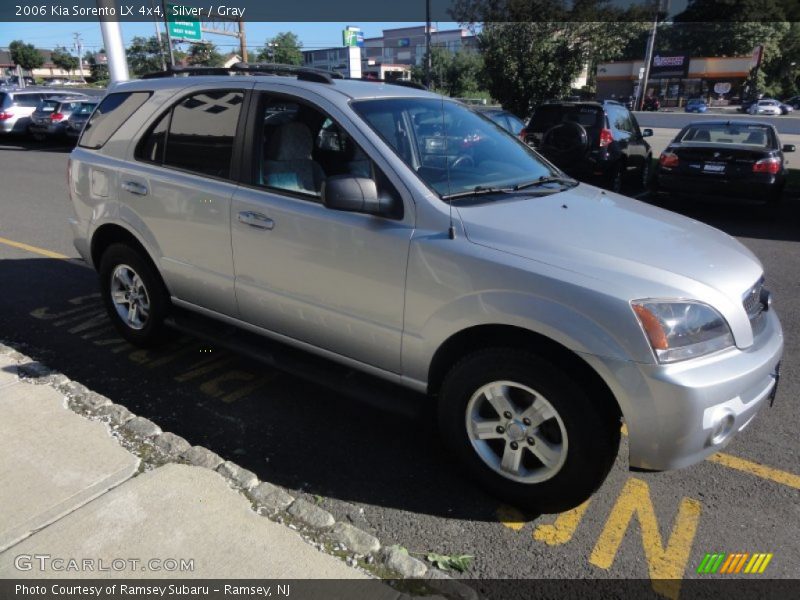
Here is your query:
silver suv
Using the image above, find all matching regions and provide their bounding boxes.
[68,66,783,512]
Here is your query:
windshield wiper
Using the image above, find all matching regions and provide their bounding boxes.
[511,175,578,190]
[443,185,513,201]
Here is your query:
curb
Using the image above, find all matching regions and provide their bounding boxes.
[0,341,478,600]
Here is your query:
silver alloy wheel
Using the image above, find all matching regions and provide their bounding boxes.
[110,264,150,331]
[465,380,568,483]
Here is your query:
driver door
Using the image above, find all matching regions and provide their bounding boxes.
[230,88,415,373]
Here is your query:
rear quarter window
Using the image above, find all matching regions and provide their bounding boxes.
[79,91,151,150]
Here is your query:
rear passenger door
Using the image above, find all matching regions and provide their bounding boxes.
[607,105,646,173]
[122,84,252,316]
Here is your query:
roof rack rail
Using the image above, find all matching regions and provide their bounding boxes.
[140,62,343,84]
[356,78,427,91]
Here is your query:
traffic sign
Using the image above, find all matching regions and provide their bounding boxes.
[167,4,202,42]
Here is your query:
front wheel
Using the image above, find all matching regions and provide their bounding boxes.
[438,349,620,513]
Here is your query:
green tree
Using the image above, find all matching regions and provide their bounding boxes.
[453,0,651,114]
[9,40,44,72]
[126,36,168,76]
[187,42,224,67]
[257,32,303,65]
[51,46,79,74]
[412,47,484,97]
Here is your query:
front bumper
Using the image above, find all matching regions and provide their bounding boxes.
[582,309,783,471]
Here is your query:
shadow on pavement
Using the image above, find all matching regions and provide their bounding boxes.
[641,191,800,243]
[0,134,75,154]
[0,256,505,522]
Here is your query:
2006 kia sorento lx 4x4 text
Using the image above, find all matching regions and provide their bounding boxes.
[68,66,783,512]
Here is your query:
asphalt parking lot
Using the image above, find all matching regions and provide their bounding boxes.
[0,134,798,596]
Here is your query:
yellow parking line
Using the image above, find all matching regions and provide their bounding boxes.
[0,236,68,259]
[707,452,800,490]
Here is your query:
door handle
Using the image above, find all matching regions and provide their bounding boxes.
[238,211,274,230]
[122,181,148,196]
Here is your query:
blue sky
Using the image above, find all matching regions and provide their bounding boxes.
[0,22,461,54]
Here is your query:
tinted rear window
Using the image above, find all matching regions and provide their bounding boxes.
[678,124,774,148]
[74,102,98,115]
[39,100,59,111]
[0,93,8,109]
[528,105,603,133]
[14,94,43,107]
[79,91,151,149]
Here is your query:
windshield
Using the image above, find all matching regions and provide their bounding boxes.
[352,98,559,198]
[678,123,773,148]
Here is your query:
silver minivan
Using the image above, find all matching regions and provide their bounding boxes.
[68,68,783,512]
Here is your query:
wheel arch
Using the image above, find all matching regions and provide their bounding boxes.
[427,324,622,421]
[90,223,170,295]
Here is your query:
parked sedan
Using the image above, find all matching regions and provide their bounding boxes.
[28,95,89,140]
[785,96,800,110]
[65,99,99,141]
[656,120,794,202]
[685,98,708,113]
[748,99,782,116]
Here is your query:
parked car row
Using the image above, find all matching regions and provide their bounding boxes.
[470,99,794,204]
[0,88,98,142]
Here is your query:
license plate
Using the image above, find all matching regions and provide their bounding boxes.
[703,162,726,173]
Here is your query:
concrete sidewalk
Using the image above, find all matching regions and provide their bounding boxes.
[0,350,372,581]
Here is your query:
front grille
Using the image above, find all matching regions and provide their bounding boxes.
[743,277,767,335]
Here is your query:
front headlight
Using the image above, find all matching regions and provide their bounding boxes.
[631,300,734,363]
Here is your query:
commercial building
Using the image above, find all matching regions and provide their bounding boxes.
[596,54,755,106]
[302,25,477,80]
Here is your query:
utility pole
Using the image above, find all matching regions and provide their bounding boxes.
[239,18,247,63]
[152,0,166,70]
[97,0,129,82]
[425,0,432,88]
[637,0,660,111]
[73,32,86,81]
[161,0,176,67]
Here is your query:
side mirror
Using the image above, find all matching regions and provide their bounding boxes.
[322,175,391,216]
[642,128,654,138]
[782,144,795,153]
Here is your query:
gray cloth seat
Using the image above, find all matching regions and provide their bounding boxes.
[263,122,325,194]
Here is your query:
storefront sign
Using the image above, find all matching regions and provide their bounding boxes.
[650,54,690,78]
[714,82,732,94]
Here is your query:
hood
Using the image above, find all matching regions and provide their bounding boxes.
[456,184,762,301]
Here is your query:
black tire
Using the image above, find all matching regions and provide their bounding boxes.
[99,243,170,347]
[607,163,624,194]
[438,348,620,513]
[641,156,652,190]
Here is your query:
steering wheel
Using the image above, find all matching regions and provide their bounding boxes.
[452,155,475,169]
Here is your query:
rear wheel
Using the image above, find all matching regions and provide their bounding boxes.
[438,348,620,512]
[99,243,170,347]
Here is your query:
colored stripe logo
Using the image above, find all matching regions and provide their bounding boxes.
[697,552,773,574]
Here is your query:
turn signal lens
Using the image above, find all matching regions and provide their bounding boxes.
[659,152,679,168]
[632,304,669,350]
[752,157,780,175]
[0,111,13,121]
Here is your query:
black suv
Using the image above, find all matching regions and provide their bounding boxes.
[523,100,653,193]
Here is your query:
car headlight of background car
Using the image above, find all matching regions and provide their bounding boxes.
[631,300,735,363]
